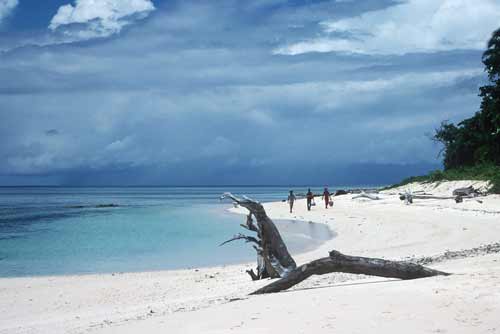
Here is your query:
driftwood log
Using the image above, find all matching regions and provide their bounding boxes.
[352,192,380,200]
[251,250,449,294]
[221,193,449,293]
[220,193,296,279]
[397,185,486,205]
[453,186,479,196]
[399,193,483,204]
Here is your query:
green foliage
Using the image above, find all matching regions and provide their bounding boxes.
[427,170,445,182]
[491,174,500,194]
[483,27,500,81]
[387,28,500,194]
[434,28,500,170]
[385,164,500,194]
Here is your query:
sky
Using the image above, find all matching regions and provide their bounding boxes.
[0,0,499,186]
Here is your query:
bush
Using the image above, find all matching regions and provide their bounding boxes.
[490,173,500,194]
[428,170,445,182]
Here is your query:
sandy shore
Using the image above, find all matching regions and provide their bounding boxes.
[1,181,499,334]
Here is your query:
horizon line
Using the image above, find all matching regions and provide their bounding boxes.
[0,184,386,188]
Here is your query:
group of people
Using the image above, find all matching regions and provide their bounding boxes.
[287,187,332,213]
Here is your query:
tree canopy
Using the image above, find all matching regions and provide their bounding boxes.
[434,28,500,170]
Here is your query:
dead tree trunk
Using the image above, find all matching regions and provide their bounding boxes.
[221,192,450,288]
[220,193,297,279]
[251,250,450,295]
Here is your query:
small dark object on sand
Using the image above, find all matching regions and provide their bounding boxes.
[452,186,478,197]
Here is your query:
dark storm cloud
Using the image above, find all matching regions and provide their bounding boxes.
[0,0,496,185]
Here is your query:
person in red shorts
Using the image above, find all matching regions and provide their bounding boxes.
[306,188,315,211]
[322,187,331,209]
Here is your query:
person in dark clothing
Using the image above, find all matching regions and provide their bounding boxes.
[306,188,314,211]
[322,187,331,209]
[287,190,296,213]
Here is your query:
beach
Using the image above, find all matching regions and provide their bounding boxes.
[1,180,500,334]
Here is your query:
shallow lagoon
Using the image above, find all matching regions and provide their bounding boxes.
[0,187,333,277]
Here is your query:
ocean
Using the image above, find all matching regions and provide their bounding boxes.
[0,186,334,277]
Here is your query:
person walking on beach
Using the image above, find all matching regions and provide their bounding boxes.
[287,190,296,213]
[322,187,331,209]
[306,188,314,211]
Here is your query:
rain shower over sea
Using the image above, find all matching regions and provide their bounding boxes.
[0,187,334,277]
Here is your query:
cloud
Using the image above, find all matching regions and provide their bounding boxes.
[0,0,490,184]
[45,129,60,136]
[0,0,17,25]
[275,0,500,55]
[105,136,134,152]
[201,136,240,158]
[0,66,481,175]
[49,0,155,39]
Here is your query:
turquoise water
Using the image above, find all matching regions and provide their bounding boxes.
[0,187,334,277]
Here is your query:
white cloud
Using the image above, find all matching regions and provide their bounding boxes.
[0,0,490,178]
[275,0,500,55]
[106,136,134,152]
[0,0,18,24]
[245,109,274,125]
[49,0,155,39]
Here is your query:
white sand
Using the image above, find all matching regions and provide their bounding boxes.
[1,180,499,334]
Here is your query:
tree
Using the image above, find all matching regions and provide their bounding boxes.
[479,27,500,164]
[434,28,500,169]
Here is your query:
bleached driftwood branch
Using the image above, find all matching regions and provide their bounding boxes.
[352,192,380,200]
[219,233,260,247]
[251,250,450,295]
[399,193,484,204]
[220,192,449,290]
[220,192,297,280]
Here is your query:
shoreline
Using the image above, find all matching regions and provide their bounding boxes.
[1,180,500,333]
